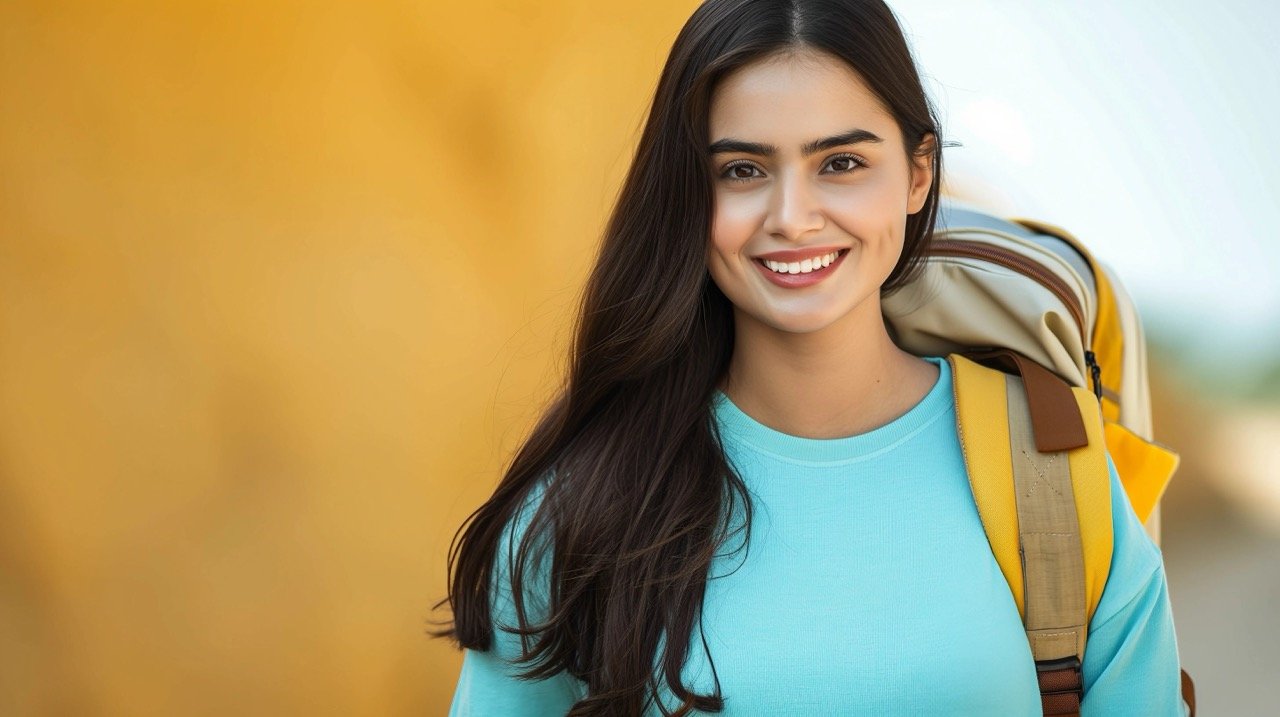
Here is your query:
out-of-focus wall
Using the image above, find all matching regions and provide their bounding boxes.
[0,2,694,714]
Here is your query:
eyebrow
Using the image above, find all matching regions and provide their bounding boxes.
[707,127,884,157]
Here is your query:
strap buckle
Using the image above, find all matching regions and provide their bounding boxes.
[1036,656,1083,715]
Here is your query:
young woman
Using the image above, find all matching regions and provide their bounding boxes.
[438,1,1185,714]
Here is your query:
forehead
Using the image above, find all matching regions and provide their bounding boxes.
[708,49,897,146]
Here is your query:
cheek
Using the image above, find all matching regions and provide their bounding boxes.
[709,193,760,259]
[828,174,911,233]
[823,184,909,275]
[845,171,907,212]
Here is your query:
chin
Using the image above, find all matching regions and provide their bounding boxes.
[756,291,877,335]
[761,309,846,335]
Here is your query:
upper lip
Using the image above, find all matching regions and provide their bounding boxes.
[753,246,847,262]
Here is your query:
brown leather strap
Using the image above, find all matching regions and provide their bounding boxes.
[1181,669,1196,716]
[1038,662,1082,716]
[963,348,1089,451]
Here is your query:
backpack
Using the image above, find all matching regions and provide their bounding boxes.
[882,202,1195,716]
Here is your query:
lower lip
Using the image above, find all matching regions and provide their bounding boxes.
[754,250,848,288]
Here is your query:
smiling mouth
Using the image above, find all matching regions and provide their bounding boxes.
[754,248,849,275]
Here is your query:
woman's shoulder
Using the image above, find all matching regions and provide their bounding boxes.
[1094,452,1166,620]
[488,471,559,626]
[497,470,557,559]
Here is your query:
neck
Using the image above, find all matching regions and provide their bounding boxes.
[718,294,938,440]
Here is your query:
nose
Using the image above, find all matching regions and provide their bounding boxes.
[762,168,825,242]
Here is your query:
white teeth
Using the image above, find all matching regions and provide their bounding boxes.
[762,251,840,275]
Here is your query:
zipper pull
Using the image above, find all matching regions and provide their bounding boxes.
[1085,350,1102,400]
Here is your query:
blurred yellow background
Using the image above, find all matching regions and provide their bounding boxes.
[2,1,1276,715]
[0,1,699,713]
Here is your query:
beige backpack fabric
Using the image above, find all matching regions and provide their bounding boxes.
[883,202,1178,544]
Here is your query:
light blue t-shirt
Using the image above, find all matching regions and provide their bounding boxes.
[448,355,1185,715]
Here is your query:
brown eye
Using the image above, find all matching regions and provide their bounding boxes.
[824,153,868,174]
[721,162,761,183]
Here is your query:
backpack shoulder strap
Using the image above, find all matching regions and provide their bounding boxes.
[948,353,1114,716]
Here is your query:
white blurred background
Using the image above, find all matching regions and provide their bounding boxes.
[898,0,1280,351]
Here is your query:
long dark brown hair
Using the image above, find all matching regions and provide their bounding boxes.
[434,0,943,713]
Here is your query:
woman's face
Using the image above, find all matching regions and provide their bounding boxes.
[705,49,933,335]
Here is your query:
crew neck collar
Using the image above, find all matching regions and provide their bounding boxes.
[710,355,952,465]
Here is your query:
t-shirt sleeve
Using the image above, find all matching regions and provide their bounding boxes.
[1079,454,1188,716]
[448,481,584,716]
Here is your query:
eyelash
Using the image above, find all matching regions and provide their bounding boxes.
[720,152,868,183]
